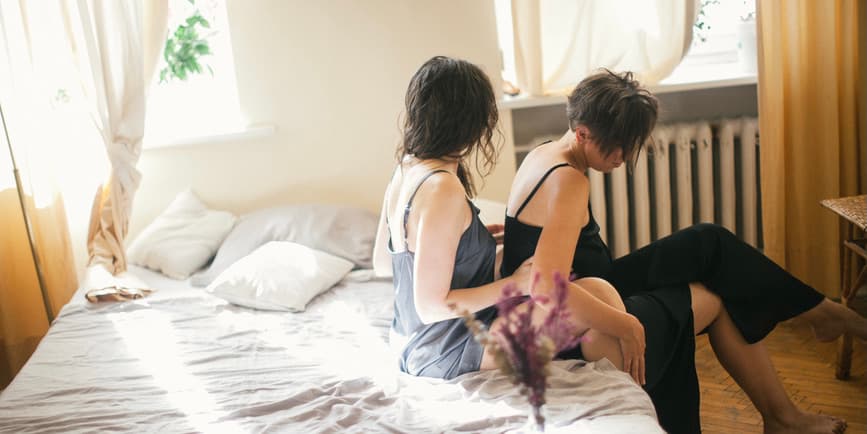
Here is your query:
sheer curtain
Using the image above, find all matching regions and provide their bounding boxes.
[511,0,698,96]
[61,0,167,275]
[0,0,79,388]
[757,0,864,298]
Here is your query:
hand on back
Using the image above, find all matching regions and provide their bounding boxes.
[485,223,505,244]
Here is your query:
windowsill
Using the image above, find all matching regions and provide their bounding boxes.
[142,124,277,150]
[500,66,756,110]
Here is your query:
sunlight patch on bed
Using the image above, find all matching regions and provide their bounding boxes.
[219,297,402,393]
[317,299,397,385]
[108,310,244,433]
[397,379,522,427]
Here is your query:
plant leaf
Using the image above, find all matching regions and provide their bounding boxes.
[194,43,210,55]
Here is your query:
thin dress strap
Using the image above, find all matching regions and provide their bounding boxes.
[384,165,401,227]
[401,169,450,250]
[513,163,572,218]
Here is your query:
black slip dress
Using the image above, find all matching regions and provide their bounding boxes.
[500,159,826,434]
[501,163,700,434]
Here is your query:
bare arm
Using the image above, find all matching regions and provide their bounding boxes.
[372,188,393,278]
[411,176,528,324]
[529,169,636,337]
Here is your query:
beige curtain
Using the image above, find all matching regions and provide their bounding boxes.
[64,0,167,275]
[0,190,77,389]
[757,0,865,298]
[512,0,698,96]
[0,0,78,389]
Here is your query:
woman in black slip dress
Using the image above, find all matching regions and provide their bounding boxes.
[500,69,864,434]
[371,56,534,380]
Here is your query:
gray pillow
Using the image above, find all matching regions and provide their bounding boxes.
[190,204,378,287]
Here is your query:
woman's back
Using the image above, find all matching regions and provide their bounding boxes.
[372,55,510,380]
[500,142,612,279]
[385,166,498,379]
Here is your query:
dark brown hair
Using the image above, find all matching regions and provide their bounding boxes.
[398,56,500,197]
[566,69,658,167]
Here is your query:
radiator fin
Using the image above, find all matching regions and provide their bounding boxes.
[593,117,761,258]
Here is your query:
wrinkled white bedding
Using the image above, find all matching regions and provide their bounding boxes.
[0,266,662,433]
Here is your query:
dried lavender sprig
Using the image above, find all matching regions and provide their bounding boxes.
[451,272,588,431]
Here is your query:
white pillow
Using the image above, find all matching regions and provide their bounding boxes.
[206,241,354,311]
[127,189,237,279]
[190,204,378,287]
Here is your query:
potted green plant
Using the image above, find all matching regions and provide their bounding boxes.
[159,1,213,83]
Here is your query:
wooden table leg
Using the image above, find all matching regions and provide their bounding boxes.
[837,266,866,380]
[836,224,855,380]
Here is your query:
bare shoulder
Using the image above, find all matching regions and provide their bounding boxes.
[546,165,589,197]
[413,171,467,215]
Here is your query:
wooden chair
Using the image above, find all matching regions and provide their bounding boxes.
[820,194,867,380]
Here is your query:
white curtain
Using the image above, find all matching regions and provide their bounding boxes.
[61,0,168,274]
[0,0,81,387]
[512,0,699,96]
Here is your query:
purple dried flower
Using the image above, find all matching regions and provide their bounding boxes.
[452,272,586,431]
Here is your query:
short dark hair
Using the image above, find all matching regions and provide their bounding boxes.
[398,56,500,197]
[566,69,658,166]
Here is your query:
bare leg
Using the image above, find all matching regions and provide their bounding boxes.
[482,277,627,370]
[690,283,848,434]
[577,277,626,311]
[572,278,626,369]
[690,281,722,334]
[800,298,867,341]
[579,328,624,369]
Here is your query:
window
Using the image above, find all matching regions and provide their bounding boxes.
[143,0,244,147]
[663,0,757,84]
[492,0,757,93]
[493,0,518,91]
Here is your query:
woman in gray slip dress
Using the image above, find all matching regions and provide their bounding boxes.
[371,56,534,379]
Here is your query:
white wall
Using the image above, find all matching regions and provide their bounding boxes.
[129,0,516,239]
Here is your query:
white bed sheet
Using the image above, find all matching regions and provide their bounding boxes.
[0,266,662,433]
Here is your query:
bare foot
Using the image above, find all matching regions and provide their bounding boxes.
[808,300,867,342]
[764,411,847,434]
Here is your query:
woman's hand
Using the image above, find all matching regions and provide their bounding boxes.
[619,315,646,385]
[485,223,505,245]
[510,257,534,296]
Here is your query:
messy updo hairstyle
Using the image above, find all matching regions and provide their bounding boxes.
[566,69,658,168]
[398,56,500,197]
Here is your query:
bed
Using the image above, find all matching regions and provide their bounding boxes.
[0,199,664,433]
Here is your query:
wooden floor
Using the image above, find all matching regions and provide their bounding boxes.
[697,306,867,433]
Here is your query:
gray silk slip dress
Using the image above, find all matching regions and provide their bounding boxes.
[388,170,498,380]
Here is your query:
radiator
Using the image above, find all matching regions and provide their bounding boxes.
[588,117,761,259]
